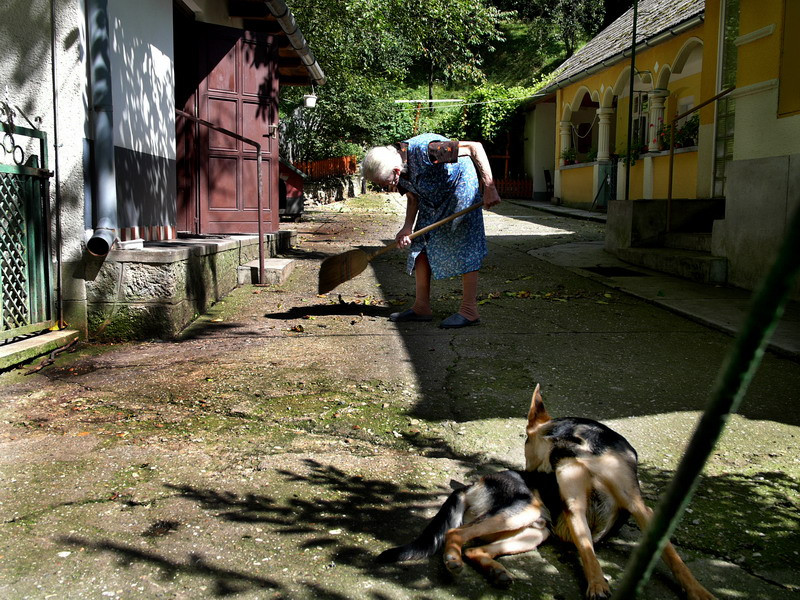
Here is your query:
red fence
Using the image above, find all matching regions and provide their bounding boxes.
[495,178,532,198]
[293,155,358,179]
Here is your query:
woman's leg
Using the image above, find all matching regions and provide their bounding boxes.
[459,270,479,321]
[411,252,433,316]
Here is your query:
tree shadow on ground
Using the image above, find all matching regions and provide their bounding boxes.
[165,459,449,554]
[54,452,797,598]
[156,455,797,597]
[58,535,282,596]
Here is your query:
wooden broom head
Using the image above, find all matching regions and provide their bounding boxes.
[318,249,371,294]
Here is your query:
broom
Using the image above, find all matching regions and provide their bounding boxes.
[318,200,485,294]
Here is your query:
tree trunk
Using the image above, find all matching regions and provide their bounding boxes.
[428,61,434,109]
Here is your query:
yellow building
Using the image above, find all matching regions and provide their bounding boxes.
[524,0,799,296]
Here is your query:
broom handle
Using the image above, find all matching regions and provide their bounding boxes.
[371,200,485,259]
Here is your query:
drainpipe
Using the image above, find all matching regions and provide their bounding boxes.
[86,0,118,257]
[262,0,326,85]
[50,0,64,326]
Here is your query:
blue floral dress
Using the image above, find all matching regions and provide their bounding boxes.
[398,133,487,279]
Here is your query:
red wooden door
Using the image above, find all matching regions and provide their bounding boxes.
[195,24,279,235]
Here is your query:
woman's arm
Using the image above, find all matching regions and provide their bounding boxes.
[458,141,501,208]
[396,191,419,249]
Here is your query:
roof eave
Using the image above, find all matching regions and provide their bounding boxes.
[542,13,704,96]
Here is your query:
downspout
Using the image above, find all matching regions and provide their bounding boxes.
[86,0,118,257]
[50,0,64,326]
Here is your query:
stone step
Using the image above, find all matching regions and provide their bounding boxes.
[0,329,80,370]
[237,258,295,285]
[616,247,727,284]
[663,232,712,252]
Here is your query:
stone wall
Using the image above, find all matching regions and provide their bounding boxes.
[303,175,364,205]
[84,231,295,340]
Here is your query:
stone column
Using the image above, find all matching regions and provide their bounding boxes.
[559,120,571,165]
[648,91,668,152]
[596,108,614,161]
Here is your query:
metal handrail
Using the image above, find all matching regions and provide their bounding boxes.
[666,86,735,231]
[176,109,268,285]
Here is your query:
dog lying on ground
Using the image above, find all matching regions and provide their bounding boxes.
[377,385,714,600]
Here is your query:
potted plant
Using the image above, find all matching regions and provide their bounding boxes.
[676,114,699,148]
[561,147,577,165]
[654,118,671,151]
[621,144,640,166]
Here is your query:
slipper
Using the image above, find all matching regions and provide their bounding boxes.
[439,313,480,329]
[389,309,433,323]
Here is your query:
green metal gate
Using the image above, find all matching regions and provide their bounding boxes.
[0,121,55,341]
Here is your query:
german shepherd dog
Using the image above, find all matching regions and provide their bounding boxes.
[377,385,714,600]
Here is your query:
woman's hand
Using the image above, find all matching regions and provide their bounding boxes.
[395,226,413,249]
[482,184,501,209]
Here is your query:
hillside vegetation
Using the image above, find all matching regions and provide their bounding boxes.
[281,0,632,161]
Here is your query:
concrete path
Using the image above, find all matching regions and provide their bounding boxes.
[1,195,797,600]
[509,199,800,359]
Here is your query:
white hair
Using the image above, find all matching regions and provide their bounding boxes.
[361,145,402,183]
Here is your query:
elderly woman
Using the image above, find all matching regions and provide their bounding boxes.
[362,133,501,328]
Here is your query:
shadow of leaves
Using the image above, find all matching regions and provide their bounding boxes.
[58,535,282,596]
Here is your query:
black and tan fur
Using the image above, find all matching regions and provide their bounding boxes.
[377,385,714,600]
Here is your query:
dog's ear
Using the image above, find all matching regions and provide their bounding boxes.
[527,384,551,428]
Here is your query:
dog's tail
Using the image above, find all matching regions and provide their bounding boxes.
[376,487,467,563]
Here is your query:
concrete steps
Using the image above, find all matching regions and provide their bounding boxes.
[616,246,727,284]
[237,258,295,285]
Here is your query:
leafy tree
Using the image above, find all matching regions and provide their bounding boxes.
[280,0,414,161]
[282,0,508,161]
[490,0,607,58]
[441,72,556,142]
[398,0,508,100]
[552,0,604,57]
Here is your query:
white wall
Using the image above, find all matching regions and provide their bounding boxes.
[109,0,175,161]
[1,0,88,261]
[732,86,800,161]
[1,0,91,331]
[524,103,556,197]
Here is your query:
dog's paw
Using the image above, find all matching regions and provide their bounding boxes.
[686,586,716,600]
[585,581,611,599]
[443,552,464,575]
[488,566,513,588]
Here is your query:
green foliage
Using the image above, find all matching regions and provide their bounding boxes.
[399,0,509,95]
[481,20,565,86]
[491,0,606,58]
[441,71,555,142]
[279,0,611,160]
[280,76,408,161]
[281,0,509,160]
[675,114,699,147]
[621,143,640,166]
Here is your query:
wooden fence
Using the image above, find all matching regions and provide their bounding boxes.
[495,178,532,198]
[293,155,358,179]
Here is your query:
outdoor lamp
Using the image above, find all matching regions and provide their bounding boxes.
[303,85,317,108]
